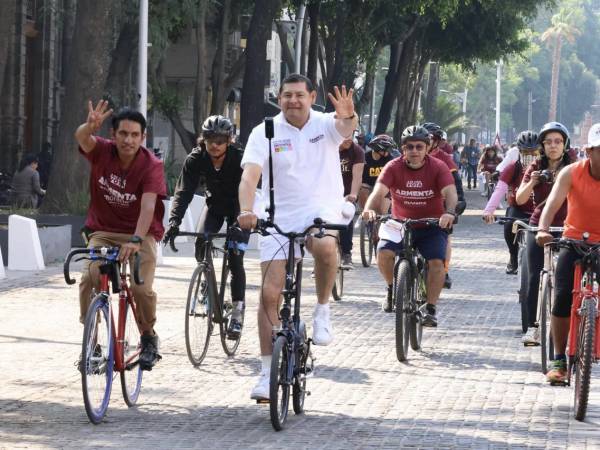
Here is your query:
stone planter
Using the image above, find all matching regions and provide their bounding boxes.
[0,214,85,247]
[38,224,72,264]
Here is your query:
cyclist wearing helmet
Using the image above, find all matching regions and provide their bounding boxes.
[165,115,249,339]
[483,130,539,274]
[358,134,396,210]
[477,146,503,196]
[422,122,466,289]
[536,123,600,384]
[515,121,574,345]
[362,125,457,327]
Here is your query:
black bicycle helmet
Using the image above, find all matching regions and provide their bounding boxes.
[201,115,234,137]
[538,122,570,149]
[421,122,444,139]
[401,125,431,144]
[516,130,539,150]
[368,134,397,153]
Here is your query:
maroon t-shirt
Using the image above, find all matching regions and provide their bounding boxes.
[379,155,454,220]
[439,141,454,155]
[522,160,567,226]
[339,142,365,195]
[430,148,457,171]
[481,156,502,173]
[80,137,167,241]
[500,161,534,213]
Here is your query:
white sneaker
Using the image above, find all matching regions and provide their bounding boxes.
[250,371,270,401]
[522,327,540,346]
[313,310,333,346]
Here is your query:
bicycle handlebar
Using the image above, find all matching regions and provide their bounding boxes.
[63,247,143,286]
[511,219,563,235]
[255,217,348,238]
[379,215,441,227]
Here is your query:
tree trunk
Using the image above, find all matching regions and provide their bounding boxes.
[239,0,282,145]
[210,0,231,115]
[356,45,382,117]
[0,0,16,96]
[306,1,320,87]
[105,20,137,107]
[548,35,562,122]
[60,0,77,85]
[325,6,349,111]
[275,21,295,74]
[193,1,208,135]
[375,42,402,134]
[423,61,439,121]
[42,0,114,214]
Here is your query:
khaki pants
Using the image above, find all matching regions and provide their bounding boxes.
[79,231,158,334]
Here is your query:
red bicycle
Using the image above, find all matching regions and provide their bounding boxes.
[64,246,144,424]
[557,237,600,421]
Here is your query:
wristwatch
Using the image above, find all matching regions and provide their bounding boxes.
[129,235,143,244]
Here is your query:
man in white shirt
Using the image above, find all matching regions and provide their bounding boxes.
[238,74,357,401]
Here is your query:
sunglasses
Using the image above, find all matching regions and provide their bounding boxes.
[205,136,229,146]
[404,143,427,151]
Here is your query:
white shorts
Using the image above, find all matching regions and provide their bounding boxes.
[259,232,303,262]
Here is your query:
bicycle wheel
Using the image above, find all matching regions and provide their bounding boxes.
[120,299,143,407]
[270,335,291,431]
[518,245,528,333]
[359,219,373,267]
[219,264,244,356]
[409,268,426,351]
[394,260,412,362]
[81,295,114,424]
[539,273,553,374]
[574,299,595,421]
[332,247,344,301]
[185,266,213,366]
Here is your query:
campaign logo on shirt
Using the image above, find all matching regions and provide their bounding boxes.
[98,175,137,207]
[309,134,325,144]
[274,139,293,153]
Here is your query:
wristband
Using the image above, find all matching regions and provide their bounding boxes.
[538,228,550,233]
[238,210,254,216]
[335,113,357,120]
[444,211,457,217]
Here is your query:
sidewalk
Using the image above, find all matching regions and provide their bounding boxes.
[0,189,598,449]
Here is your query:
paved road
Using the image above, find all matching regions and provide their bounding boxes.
[0,190,599,449]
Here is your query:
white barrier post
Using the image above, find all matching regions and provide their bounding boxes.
[8,215,45,271]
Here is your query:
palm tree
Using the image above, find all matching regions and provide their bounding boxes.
[541,10,581,122]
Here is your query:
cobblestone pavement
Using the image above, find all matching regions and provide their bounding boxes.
[1,190,599,449]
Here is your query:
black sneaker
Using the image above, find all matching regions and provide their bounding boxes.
[421,311,438,327]
[382,287,393,313]
[443,273,452,289]
[139,334,162,371]
[227,318,243,339]
[505,262,518,275]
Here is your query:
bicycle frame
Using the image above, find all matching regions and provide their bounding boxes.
[96,262,142,372]
[567,263,600,360]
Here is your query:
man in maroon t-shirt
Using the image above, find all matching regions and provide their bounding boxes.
[75,100,167,371]
[339,137,365,266]
[362,125,457,327]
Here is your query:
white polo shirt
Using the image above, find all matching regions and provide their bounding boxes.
[242,110,346,232]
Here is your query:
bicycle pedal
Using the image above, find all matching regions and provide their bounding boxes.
[255,398,270,404]
[523,342,540,347]
[549,380,568,387]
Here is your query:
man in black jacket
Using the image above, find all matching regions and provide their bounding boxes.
[164,115,249,338]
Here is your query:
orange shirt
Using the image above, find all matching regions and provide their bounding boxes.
[564,159,600,243]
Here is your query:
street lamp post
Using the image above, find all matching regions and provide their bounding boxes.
[138,0,148,119]
[440,89,468,143]
[495,59,503,143]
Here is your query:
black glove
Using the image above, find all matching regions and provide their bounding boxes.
[491,171,500,182]
[163,223,180,245]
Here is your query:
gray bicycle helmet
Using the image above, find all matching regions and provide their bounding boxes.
[421,122,444,139]
[202,115,234,137]
[401,125,431,144]
[516,130,539,150]
[538,122,570,149]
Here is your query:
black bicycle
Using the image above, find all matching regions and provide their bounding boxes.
[380,216,439,362]
[169,228,245,366]
[255,217,346,431]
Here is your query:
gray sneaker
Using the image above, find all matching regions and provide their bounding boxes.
[341,253,353,269]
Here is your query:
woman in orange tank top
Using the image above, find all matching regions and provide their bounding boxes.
[535,139,600,384]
